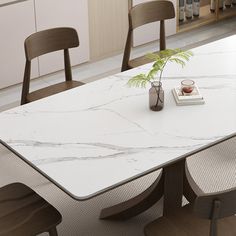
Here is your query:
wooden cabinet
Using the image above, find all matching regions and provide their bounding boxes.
[0,0,234,89]
[88,0,129,60]
[217,1,236,20]
[131,0,235,44]
[34,0,90,76]
[177,0,236,32]
[0,0,38,89]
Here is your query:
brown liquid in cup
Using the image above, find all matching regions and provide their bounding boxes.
[182,87,194,93]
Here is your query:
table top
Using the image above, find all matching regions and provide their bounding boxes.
[1,35,236,200]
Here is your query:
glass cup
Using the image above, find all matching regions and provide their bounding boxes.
[181,80,195,95]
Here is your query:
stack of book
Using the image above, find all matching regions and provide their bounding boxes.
[172,86,205,106]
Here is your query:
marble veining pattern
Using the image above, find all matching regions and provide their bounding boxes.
[0,35,236,199]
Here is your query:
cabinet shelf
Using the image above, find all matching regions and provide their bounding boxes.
[178,5,216,32]
[177,0,236,32]
[218,5,236,19]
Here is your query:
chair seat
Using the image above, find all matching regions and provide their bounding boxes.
[128,54,157,69]
[27,80,84,103]
[144,204,236,236]
[0,183,62,236]
[186,137,236,194]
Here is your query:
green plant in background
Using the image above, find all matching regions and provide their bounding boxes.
[127,48,193,88]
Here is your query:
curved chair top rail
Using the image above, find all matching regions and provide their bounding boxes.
[129,0,175,30]
[24,27,79,60]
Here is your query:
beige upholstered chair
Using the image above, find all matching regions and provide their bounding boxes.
[121,0,175,72]
[145,137,236,236]
[145,183,236,235]
[21,27,84,105]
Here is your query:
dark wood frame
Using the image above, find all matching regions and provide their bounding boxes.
[121,0,175,72]
[21,27,84,105]
[0,183,61,236]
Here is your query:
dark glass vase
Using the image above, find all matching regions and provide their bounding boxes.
[149,82,164,111]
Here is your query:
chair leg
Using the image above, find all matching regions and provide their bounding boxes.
[48,227,58,236]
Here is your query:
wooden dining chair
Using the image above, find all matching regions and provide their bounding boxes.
[121,0,175,72]
[144,163,236,236]
[21,27,84,105]
[0,182,62,236]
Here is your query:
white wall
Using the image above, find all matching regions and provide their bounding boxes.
[35,0,90,76]
[0,0,38,89]
[0,0,90,89]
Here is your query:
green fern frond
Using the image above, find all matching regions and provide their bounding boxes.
[146,53,161,61]
[169,57,186,67]
[127,74,151,88]
[127,48,193,88]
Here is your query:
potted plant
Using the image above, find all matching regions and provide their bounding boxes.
[127,48,193,111]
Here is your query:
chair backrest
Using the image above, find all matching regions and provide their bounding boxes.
[194,187,236,236]
[21,27,79,105]
[129,0,175,30]
[121,0,175,71]
[194,187,236,219]
[24,27,79,60]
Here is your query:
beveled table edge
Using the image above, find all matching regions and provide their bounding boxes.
[1,132,235,201]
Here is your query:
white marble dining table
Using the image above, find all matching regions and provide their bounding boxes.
[0,34,236,219]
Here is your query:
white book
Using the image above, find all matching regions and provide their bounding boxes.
[174,86,203,101]
[172,88,205,106]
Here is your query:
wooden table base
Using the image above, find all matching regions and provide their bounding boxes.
[100,171,164,220]
[100,159,189,220]
[163,160,185,216]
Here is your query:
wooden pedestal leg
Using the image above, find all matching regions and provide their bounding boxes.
[100,171,164,220]
[163,160,185,216]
